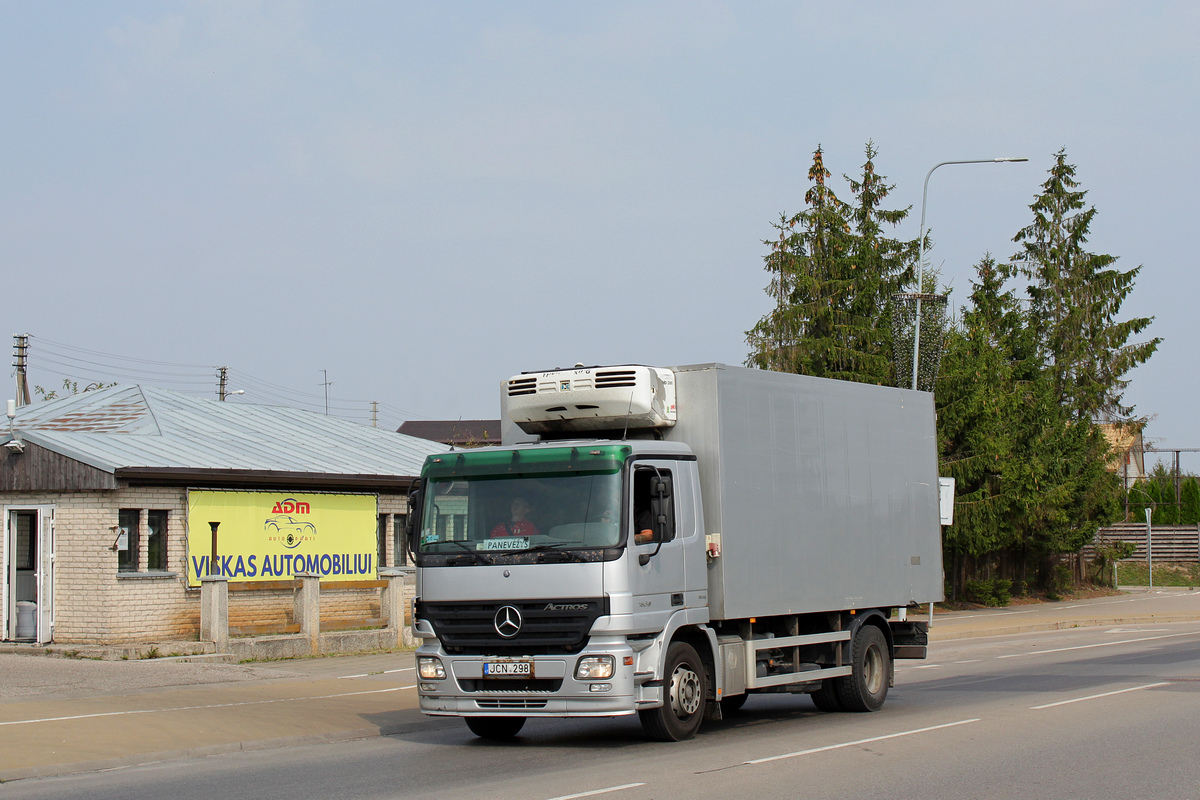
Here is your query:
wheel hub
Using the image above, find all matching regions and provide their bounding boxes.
[670,664,702,717]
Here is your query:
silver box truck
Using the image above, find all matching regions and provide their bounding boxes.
[410,363,945,741]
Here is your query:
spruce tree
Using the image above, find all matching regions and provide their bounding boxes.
[844,141,919,384]
[937,257,1024,568]
[1013,149,1160,420]
[747,144,918,384]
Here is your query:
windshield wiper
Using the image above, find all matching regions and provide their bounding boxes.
[510,543,588,563]
[439,539,493,564]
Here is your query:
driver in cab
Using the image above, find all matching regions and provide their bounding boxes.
[490,497,540,538]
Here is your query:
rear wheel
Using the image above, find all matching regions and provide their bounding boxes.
[835,625,890,712]
[810,678,843,712]
[464,716,526,739]
[639,641,706,741]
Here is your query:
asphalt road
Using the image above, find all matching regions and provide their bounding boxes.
[7,620,1200,800]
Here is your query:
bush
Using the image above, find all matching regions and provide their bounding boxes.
[1046,564,1073,601]
[963,578,1012,607]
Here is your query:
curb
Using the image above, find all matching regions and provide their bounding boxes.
[931,613,1200,641]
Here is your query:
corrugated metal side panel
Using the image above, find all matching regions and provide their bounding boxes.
[668,364,943,620]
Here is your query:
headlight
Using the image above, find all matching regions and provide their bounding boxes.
[417,656,446,680]
[575,655,615,680]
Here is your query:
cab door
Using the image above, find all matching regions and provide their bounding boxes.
[627,460,687,631]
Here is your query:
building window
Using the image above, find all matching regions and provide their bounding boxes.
[146,510,168,571]
[393,514,408,566]
[118,509,140,572]
[377,514,388,571]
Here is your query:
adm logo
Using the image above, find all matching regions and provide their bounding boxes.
[265,497,316,549]
[544,603,589,611]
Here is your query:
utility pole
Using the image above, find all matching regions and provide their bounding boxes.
[370,401,379,428]
[217,366,229,401]
[320,370,332,415]
[12,334,31,407]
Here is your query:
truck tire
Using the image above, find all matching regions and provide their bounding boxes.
[639,641,706,741]
[464,716,526,739]
[810,679,843,712]
[835,624,890,712]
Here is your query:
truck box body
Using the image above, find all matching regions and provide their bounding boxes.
[663,364,943,619]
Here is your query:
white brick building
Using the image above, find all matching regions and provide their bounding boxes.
[0,387,447,645]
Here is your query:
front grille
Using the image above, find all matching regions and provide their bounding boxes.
[476,699,549,710]
[417,598,608,656]
[458,679,563,693]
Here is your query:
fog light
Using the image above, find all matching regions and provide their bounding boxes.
[589,683,612,693]
[420,682,437,692]
[417,657,446,680]
[575,655,615,680]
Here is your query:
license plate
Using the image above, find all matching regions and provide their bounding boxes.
[483,660,533,678]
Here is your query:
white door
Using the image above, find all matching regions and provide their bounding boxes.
[4,505,55,642]
[37,507,54,644]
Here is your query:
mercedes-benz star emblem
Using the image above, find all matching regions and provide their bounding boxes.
[494,605,522,638]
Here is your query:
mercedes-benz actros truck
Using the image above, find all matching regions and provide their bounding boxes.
[410,363,946,741]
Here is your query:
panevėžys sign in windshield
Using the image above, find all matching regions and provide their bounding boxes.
[186,490,378,586]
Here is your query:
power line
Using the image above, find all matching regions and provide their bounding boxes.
[22,335,437,423]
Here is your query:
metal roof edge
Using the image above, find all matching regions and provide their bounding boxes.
[6,430,120,474]
[114,466,418,492]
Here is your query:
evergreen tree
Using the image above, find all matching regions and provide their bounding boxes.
[747,144,917,384]
[843,141,919,384]
[1013,149,1160,420]
[937,256,1024,565]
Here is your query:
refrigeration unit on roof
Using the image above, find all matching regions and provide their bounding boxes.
[505,365,676,435]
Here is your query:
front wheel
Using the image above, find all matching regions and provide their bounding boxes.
[639,641,706,741]
[464,716,526,739]
[835,624,890,712]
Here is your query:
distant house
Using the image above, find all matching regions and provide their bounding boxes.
[397,419,502,448]
[0,386,448,645]
[1099,422,1145,489]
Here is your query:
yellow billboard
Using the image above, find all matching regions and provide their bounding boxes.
[186,490,378,586]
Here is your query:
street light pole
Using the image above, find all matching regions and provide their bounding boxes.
[910,157,1028,390]
[916,157,1029,278]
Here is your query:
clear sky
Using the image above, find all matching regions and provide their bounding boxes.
[2,2,1195,466]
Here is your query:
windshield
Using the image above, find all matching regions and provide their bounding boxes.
[419,471,623,556]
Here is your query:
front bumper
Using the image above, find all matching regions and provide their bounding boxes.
[417,637,648,717]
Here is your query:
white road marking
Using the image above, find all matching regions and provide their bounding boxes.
[914,664,943,669]
[954,659,982,664]
[743,718,981,765]
[1031,682,1170,710]
[541,783,646,800]
[0,685,417,727]
[339,666,414,679]
[996,630,1200,659]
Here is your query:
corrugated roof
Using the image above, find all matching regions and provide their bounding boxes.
[4,385,449,477]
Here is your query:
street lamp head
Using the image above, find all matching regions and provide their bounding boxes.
[993,157,1029,163]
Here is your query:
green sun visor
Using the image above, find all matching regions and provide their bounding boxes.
[422,444,630,479]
